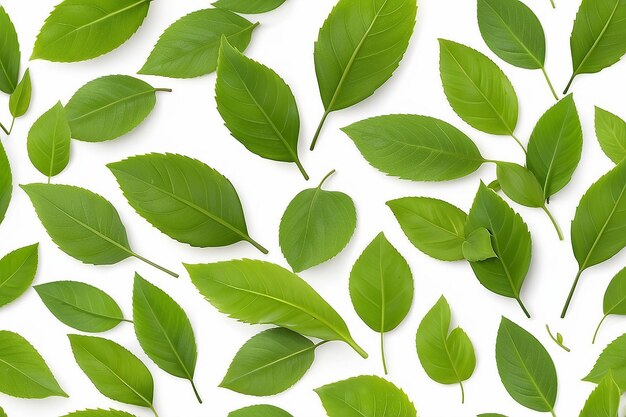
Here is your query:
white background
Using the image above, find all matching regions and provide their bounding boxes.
[1,0,626,416]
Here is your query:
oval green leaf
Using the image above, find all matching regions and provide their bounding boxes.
[27,102,71,181]
[228,405,293,417]
[462,228,496,262]
[61,410,137,417]
[579,373,620,417]
[496,162,545,208]
[0,244,38,307]
[594,268,626,343]
[0,142,11,226]
[584,333,626,390]
[595,107,626,164]
[9,69,31,118]
[0,5,19,94]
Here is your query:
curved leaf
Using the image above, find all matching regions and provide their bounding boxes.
[585,334,626,389]
[27,102,71,180]
[342,114,484,181]
[279,171,356,272]
[9,69,31,118]
[0,330,66,398]
[221,328,316,396]
[108,153,266,253]
[594,268,626,343]
[35,280,125,332]
[216,38,307,179]
[228,405,293,417]
[0,244,38,307]
[462,228,496,262]
[595,107,626,164]
[32,0,150,62]
[61,410,137,417]
[0,406,5,417]
[0,142,11,226]
[139,8,257,78]
[0,5,19,94]
[579,373,620,417]
[496,163,544,208]
[185,259,367,358]
[496,317,558,413]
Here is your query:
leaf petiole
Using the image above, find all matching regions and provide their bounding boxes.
[540,66,559,100]
[561,268,584,318]
[549,0,555,8]
[592,314,608,344]
[563,74,576,95]
[130,251,179,278]
[190,379,203,404]
[459,380,465,404]
[509,133,528,155]
[380,331,388,375]
[310,110,331,150]
[318,169,336,188]
[541,204,564,240]
[0,121,9,136]
[546,325,570,352]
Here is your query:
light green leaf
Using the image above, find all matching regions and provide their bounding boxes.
[0,330,66,398]
[388,197,467,261]
[496,317,558,413]
[185,259,367,358]
[349,232,413,374]
[65,75,168,142]
[342,114,484,181]
[221,328,316,396]
[594,268,626,343]
[579,373,620,417]
[0,135,11,226]
[315,375,416,417]
[108,153,266,254]
[9,69,31,118]
[416,296,475,403]
[439,39,518,136]
[61,410,137,417]
[32,0,150,62]
[496,162,545,208]
[310,0,417,150]
[27,102,71,180]
[462,228,496,262]
[228,405,293,417]
[35,281,125,333]
[279,171,356,272]
[584,333,626,390]
[478,414,508,417]
[213,0,287,14]
[0,244,38,307]
[216,38,307,179]
[132,274,200,402]
[139,8,257,78]
[69,335,155,411]
[595,107,626,164]
[0,5,19,94]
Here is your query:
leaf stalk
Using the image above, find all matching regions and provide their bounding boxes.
[310,110,331,151]
[563,74,575,94]
[509,133,527,155]
[546,325,570,352]
[318,169,336,188]
[561,268,584,318]
[592,314,608,344]
[189,378,203,403]
[459,381,465,404]
[130,251,179,278]
[515,297,531,318]
[380,331,388,375]
[0,121,9,136]
[540,67,559,100]
[541,204,564,240]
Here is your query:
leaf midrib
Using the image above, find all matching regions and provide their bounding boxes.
[67,88,156,124]
[0,354,61,395]
[0,251,34,292]
[41,291,124,322]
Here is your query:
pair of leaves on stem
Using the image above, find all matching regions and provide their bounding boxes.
[0,244,38,308]
[595,107,626,164]
[389,184,532,317]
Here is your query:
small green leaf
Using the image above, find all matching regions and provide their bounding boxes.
[595,107,626,164]
[462,228,496,262]
[35,281,125,333]
[61,410,137,417]
[9,69,32,118]
[221,328,316,396]
[478,414,507,417]
[228,405,293,417]
[27,102,71,181]
[579,373,620,417]
[0,244,38,307]
[594,268,626,343]
[584,333,626,390]
[496,162,545,208]
[0,133,11,226]
[0,5,20,94]
[213,0,287,14]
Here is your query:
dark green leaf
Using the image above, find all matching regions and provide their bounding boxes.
[462,228,496,262]
[595,107,626,164]
[0,5,19,94]
[496,162,545,208]
[9,69,31,118]
[0,244,38,307]
[27,102,71,180]
[228,405,293,417]
[213,0,287,14]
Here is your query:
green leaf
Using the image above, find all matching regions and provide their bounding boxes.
[107,153,267,254]
[61,410,137,417]
[584,333,626,390]
[466,183,532,317]
[315,375,416,417]
[132,274,200,402]
[185,259,367,358]
[0,244,38,307]
[526,95,583,199]
[579,373,620,417]
[565,0,626,93]
[35,280,125,333]
[595,107,626,164]
[462,228,496,262]
[342,114,484,181]
[349,232,413,374]
[0,143,10,226]
[27,102,71,181]
[0,406,5,417]
[478,414,507,417]
[221,328,316,396]
[594,268,626,343]
[387,197,467,261]
[563,160,626,317]
[139,8,257,78]
[69,335,155,411]
[65,75,167,142]
[439,39,518,136]
[9,69,32,118]
[216,37,308,179]
[0,5,19,94]
[214,0,286,13]
[0,330,66,398]
[416,296,475,403]
[309,0,417,150]
[21,183,178,277]
[496,162,545,208]
[228,405,293,417]
[32,0,150,62]
[279,171,356,272]
[496,317,558,413]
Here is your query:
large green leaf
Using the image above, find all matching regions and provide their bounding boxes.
[221,328,316,396]
[21,183,177,277]
[216,38,307,179]
[342,115,484,181]
[565,0,626,93]
[387,197,467,261]
[584,333,626,390]
[0,5,19,94]
[0,331,66,399]
[65,75,168,142]
[228,405,293,417]
[349,232,413,374]
[133,274,200,402]
[185,259,367,358]
[496,317,558,413]
[439,39,518,136]
[139,8,257,78]
[27,102,72,181]
[0,142,11,226]
[416,296,475,403]
[9,69,31,119]
[35,280,126,333]
[466,183,532,317]
[61,410,137,417]
[108,153,266,253]
[594,268,626,343]
[32,0,150,62]
[279,171,356,272]
[0,244,38,308]
[310,0,417,150]
[315,375,416,417]
[579,374,620,417]
[595,107,626,164]
[69,335,155,411]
